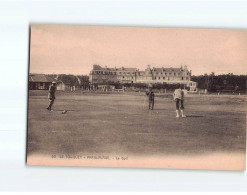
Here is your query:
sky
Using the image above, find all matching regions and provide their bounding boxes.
[29,24,247,76]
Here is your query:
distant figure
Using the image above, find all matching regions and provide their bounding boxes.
[146,88,155,110]
[47,81,56,111]
[173,85,186,118]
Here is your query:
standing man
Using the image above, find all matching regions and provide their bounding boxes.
[173,85,186,118]
[146,87,155,110]
[47,81,56,111]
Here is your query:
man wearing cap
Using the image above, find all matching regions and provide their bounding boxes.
[47,81,56,111]
[146,87,155,110]
[173,85,186,118]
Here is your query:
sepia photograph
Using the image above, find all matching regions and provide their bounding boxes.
[27,24,246,170]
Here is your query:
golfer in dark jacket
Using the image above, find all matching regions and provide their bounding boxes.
[146,88,155,110]
[47,81,56,111]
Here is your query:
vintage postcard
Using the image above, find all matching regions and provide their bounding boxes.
[27,24,246,170]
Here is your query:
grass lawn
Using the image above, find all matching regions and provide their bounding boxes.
[27,91,246,158]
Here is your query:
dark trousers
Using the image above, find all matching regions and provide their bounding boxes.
[175,98,184,110]
[48,98,55,109]
[149,100,154,110]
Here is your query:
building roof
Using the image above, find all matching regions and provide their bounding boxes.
[153,68,182,72]
[92,65,189,73]
[29,74,55,83]
[93,65,137,72]
[120,68,137,71]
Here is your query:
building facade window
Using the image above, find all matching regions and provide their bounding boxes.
[90,66,192,85]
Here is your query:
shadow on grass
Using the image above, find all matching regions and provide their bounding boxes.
[151,108,169,110]
[53,109,78,112]
[186,115,204,117]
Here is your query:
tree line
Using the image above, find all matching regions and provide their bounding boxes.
[106,81,188,90]
[48,74,89,88]
[191,73,246,92]
[106,73,246,92]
